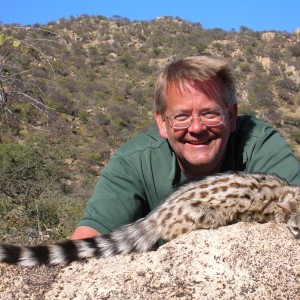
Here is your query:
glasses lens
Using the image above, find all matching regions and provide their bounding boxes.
[201,111,223,126]
[170,113,192,129]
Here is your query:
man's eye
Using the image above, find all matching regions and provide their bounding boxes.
[174,114,190,121]
[202,111,221,119]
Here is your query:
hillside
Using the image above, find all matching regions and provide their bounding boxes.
[0,15,299,243]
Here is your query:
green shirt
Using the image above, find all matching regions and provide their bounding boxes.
[77,115,300,234]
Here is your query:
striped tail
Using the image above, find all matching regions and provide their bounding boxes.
[0,217,162,266]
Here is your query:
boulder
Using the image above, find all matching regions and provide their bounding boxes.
[1,223,299,299]
[47,223,300,299]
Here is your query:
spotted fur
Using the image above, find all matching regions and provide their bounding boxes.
[0,172,299,266]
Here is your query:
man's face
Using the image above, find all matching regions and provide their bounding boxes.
[155,79,237,178]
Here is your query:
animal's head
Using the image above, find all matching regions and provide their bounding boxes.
[277,199,300,239]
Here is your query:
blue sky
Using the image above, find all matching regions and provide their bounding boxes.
[1,0,299,32]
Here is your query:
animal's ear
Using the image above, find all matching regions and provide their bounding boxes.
[277,201,293,214]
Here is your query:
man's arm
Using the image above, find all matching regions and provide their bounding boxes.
[69,226,101,240]
[71,151,149,239]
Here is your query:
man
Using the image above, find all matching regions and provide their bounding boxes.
[70,56,300,240]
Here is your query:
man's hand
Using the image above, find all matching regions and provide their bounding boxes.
[69,226,101,240]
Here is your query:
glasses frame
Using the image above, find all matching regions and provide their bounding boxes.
[165,109,224,130]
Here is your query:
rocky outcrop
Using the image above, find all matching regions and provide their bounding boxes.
[1,223,300,299]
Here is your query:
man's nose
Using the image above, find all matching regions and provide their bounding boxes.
[188,116,207,133]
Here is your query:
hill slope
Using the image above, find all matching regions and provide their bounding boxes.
[0,16,299,243]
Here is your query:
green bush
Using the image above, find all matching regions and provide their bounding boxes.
[0,192,85,244]
[0,137,69,205]
[290,130,300,144]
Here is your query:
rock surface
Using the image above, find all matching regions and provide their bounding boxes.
[1,223,300,299]
[0,264,62,299]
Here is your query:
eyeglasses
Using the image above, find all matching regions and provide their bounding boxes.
[165,110,224,129]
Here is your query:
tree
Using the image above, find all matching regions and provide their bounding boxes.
[0,26,67,132]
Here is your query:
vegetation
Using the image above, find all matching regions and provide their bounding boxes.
[0,16,299,244]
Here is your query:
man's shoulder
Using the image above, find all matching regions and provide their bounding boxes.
[236,115,278,138]
[116,127,169,158]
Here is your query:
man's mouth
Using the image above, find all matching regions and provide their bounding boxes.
[187,139,211,145]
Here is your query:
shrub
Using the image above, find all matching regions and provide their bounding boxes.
[290,130,300,144]
[0,137,69,206]
[0,192,85,244]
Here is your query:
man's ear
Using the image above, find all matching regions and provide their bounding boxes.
[155,111,168,139]
[229,104,238,132]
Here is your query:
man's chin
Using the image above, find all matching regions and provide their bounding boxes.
[181,157,218,171]
[184,152,217,165]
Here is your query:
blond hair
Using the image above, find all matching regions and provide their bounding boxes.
[154,56,236,114]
